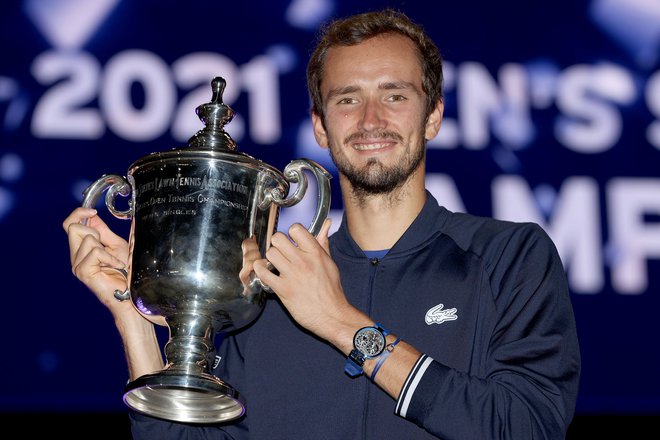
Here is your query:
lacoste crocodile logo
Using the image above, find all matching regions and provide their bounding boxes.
[425,303,458,325]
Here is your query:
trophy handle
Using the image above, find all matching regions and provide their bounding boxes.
[81,174,133,301]
[81,174,133,222]
[256,159,331,293]
[267,159,332,237]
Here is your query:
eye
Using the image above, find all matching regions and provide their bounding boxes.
[387,94,407,102]
[337,97,357,105]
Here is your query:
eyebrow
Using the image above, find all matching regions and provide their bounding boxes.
[326,81,421,101]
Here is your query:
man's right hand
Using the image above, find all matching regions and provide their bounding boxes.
[62,207,133,315]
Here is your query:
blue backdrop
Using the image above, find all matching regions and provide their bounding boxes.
[1,0,659,418]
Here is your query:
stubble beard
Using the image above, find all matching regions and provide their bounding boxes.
[328,130,426,205]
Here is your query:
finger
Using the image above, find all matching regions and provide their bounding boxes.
[239,238,262,285]
[253,258,282,292]
[74,247,130,308]
[72,242,127,283]
[287,223,321,253]
[64,207,104,264]
[241,237,262,260]
[67,208,129,262]
[62,207,98,232]
[67,222,101,266]
[315,218,332,254]
[270,231,299,259]
[71,234,119,273]
[264,245,288,273]
[238,264,254,286]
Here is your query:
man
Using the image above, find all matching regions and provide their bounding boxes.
[63,8,580,439]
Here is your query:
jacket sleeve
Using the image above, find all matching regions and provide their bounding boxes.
[395,223,581,440]
[129,411,246,440]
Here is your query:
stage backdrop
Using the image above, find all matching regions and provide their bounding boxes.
[1,0,659,415]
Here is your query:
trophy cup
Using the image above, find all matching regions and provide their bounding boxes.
[81,77,331,423]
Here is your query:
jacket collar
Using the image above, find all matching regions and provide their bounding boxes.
[331,190,450,259]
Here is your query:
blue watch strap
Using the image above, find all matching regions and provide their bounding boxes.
[344,352,364,377]
[375,322,389,336]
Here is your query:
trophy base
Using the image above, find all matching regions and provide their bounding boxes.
[123,370,245,424]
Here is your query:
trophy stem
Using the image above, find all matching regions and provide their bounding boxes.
[163,313,217,374]
[122,313,245,423]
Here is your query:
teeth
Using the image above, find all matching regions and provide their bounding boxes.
[353,143,389,151]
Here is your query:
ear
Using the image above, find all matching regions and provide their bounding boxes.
[311,112,329,149]
[424,100,444,141]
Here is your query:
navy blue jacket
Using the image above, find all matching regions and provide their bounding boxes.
[131,191,580,439]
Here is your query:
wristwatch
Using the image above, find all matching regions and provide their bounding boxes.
[344,323,389,377]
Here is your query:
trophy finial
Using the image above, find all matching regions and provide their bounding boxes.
[187,76,237,150]
[210,77,225,104]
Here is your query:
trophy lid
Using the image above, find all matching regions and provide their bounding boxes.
[129,75,284,178]
[187,76,238,151]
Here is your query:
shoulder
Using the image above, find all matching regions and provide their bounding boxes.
[437,210,564,288]
[442,210,551,256]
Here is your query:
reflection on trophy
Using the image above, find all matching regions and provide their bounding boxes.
[81,77,331,423]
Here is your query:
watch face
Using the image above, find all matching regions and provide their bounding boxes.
[354,327,386,358]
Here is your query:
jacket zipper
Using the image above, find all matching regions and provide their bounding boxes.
[363,257,380,439]
[368,257,380,287]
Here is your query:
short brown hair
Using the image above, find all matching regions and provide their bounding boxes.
[306,8,443,122]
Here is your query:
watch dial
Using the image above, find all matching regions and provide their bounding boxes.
[355,328,386,357]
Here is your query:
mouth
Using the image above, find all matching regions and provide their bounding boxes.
[352,141,396,151]
[345,131,403,153]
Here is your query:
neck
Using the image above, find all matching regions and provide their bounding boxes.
[341,171,426,251]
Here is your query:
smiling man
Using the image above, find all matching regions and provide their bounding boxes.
[64,8,580,440]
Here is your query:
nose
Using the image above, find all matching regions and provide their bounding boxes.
[357,99,387,131]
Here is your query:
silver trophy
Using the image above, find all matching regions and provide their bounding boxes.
[81,77,331,423]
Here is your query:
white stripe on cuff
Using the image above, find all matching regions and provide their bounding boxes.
[397,355,434,418]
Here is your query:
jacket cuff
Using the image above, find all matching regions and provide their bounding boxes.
[395,354,434,418]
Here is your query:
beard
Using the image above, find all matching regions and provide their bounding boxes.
[329,129,426,197]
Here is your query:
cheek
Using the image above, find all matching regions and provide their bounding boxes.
[325,112,354,135]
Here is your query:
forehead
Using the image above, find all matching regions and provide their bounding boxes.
[321,33,422,93]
